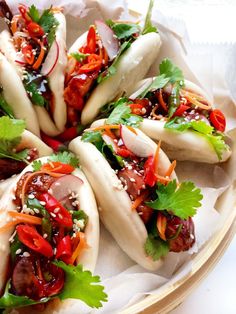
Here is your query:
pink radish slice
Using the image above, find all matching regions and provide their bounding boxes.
[50,174,83,201]
[95,20,119,61]
[120,125,153,157]
[102,133,118,152]
[15,59,26,65]
[41,40,59,77]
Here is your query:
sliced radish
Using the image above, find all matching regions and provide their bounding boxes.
[15,59,26,65]
[102,133,118,153]
[41,40,59,77]
[95,20,119,61]
[120,125,153,157]
[50,174,83,201]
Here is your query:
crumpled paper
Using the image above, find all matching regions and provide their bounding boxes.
[1,1,236,313]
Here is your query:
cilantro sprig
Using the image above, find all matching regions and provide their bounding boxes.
[0,117,28,162]
[0,93,14,118]
[106,19,141,39]
[147,180,203,220]
[145,235,169,261]
[106,103,143,127]
[140,58,184,98]
[142,0,158,35]
[165,119,228,160]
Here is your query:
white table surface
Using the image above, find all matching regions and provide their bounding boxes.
[128,1,236,313]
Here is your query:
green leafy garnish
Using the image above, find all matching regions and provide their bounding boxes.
[28,4,40,23]
[168,82,182,117]
[106,20,140,39]
[28,5,59,47]
[71,52,89,62]
[99,97,130,119]
[82,131,104,151]
[106,103,143,127]
[0,94,14,118]
[144,235,169,260]
[140,58,184,98]
[24,75,47,107]
[97,41,131,83]
[0,281,49,309]
[72,210,88,228]
[147,180,203,220]
[0,117,28,162]
[49,151,79,168]
[142,0,158,35]
[54,261,108,308]
[164,119,228,159]
[10,236,22,263]
[32,160,42,171]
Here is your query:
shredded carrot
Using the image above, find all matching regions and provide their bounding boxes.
[70,232,88,264]
[156,213,167,241]
[156,174,171,185]
[8,212,42,225]
[153,140,161,175]
[132,190,150,211]
[32,40,45,70]
[21,170,64,207]
[11,15,20,34]
[165,160,177,178]
[103,129,116,139]
[181,90,211,110]
[0,221,18,233]
[90,124,137,135]
[99,47,108,66]
[157,90,168,112]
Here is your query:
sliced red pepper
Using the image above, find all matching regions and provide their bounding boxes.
[55,235,72,263]
[18,4,31,23]
[41,161,75,174]
[57,125,85,142]
[38,193,73,228]
[27,22,44,37]
[209,109,226,132]
[41,132,67,152]
[84,26,96,54]
[117,147,134,158]
[129,103,145,116]
[16,224,53,258]
[22,44,35,65]
[172,104,190,117]
[144,156,156,187]
[78,54,102,74]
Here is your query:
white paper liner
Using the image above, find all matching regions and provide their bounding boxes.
[1,1,236,313]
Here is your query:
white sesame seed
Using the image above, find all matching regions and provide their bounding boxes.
[130,178,136,183]
[51,213,56,218]
[16,249,22,255]
[28,194,35,199]
[23,252,30,257]
[43,234,48,238]
[54,207,60,213]
[40,201,46,206]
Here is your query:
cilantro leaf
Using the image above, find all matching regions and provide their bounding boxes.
[97,41,131,83]
[147,180,203,220]
[0,117,28,162]
[24,75,47,107]
[164,119,229,160]
[55,261,108,308]
[32,160,43,171]
[142,0,158,35]
[0,94,14,118]
[145,235,169,260]
[140,59,184,98]
[49,151,79,168]
[159,59,184,84]
[70,52,89,62]
[82,131,104,151]
[28,5,40,23]
[38,8,59,47]
[106,103,143,127]
[0,281,49,309]
[99,97,130,119]
[106,20,141,39]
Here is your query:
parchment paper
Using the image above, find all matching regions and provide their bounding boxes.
[2,1,236,313]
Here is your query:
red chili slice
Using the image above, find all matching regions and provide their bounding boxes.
[27,22,44,37]
[41,161,75,174]
[129,103,145,116]
[117,147,134,158]
[22,44,35,65]
[209,109,226,132]
[18,4,31,23]
[172,104,190,117]
[38,193,73,228]
[16,224,53,258]
[78,54,102,74]
[144,156,156,187]
[84,26,97,54]
[55,235,72,263]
